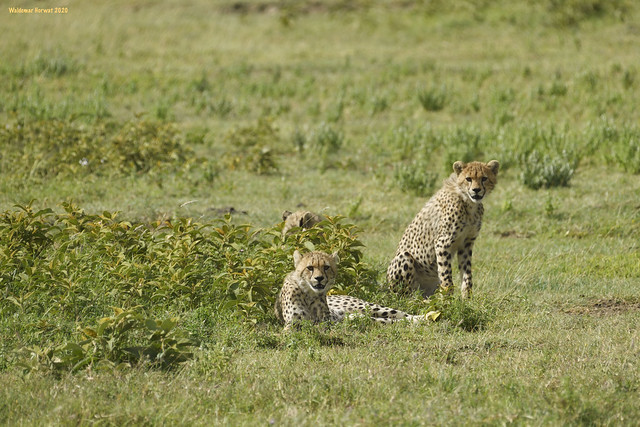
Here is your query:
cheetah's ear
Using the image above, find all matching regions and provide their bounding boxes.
[282,210,292,221]
[487,160,500,175]
[331,251,340,265]
[453,161,465,175]
[293,250,302,267]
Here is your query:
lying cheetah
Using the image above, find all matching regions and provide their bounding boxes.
[281,210,322,236]
[387,160,499,298]
[275,250,426,329]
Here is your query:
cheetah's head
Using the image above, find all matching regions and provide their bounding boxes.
[453,160,499,203]
[282,210,321,234]
[293,250,339,294]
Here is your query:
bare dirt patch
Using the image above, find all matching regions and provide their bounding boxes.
[495,230,534,238]
[562,298,640,316]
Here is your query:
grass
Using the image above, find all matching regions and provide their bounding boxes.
[1,0,640,424]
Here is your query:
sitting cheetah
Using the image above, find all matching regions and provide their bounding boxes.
[281,210,323,236]
[275,250,426,329]
[387,160,499,298]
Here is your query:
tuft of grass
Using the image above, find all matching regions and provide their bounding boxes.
[545,0,631,27]
[519,150,577,189]
[418,85,448,112]
[20,51,81,78]
[393,161,439,197]
[587,119,640,174]
[309,122,344,155]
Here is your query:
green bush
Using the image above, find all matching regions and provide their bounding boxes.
[0,119,194,179]
[1,202,376,372]
[520,150,577,189]
[17,307,196,373]
[418,85,448,112]
[223,117,280,174]
[1,201,374,319]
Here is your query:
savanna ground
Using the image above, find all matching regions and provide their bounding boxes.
[1,0,640,424]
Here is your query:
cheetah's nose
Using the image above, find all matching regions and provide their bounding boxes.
[472,188,481,193]
[314,276,324,283]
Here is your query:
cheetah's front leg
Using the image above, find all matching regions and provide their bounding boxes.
[458,237,476,299]
[435,235,455,291]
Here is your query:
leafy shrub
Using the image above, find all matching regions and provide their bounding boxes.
[0,119,195,179]
[0,202,374,322]
[17,307,196,373]
[520,150,577,189]
[2,202,376,371]
[111,120,190,172]
[224,117,280,174]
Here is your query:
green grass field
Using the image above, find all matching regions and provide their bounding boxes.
[2,0,640,424]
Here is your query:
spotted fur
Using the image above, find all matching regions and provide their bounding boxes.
[281,210,322,236]
[275,251,423,329]
[387,160,499,298]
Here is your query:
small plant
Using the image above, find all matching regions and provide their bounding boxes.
[622,69,636,90]
[291,127,307,154]
[112,119,188,172]
[310,122,344,154]
[545,194,557,217]
[418,85,448,112]
[549,80,568,96]
[407,288,492,332]
[589,119,640,174]
[546,0,630,27]
[393,161,438,197]
[501,198,514,213]
[224,117,280,174]
[520,150,577,189]
[370,94,388,115]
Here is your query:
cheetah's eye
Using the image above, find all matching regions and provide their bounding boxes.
[306,266,314,272]
[323,265,331,272]
[481,176,488,182]
[465,177,472,182]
